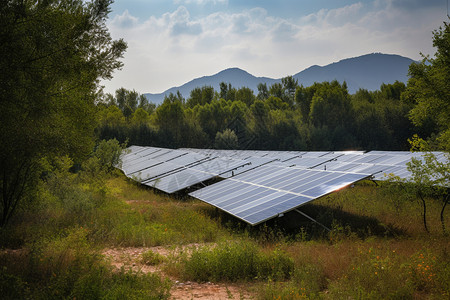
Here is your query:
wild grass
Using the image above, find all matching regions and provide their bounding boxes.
[0,168,449,299]
[0,226,171,299]
[164,240,294,282]
[141,249,166,265]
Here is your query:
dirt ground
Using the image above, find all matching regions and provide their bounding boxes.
[102,246,254,300]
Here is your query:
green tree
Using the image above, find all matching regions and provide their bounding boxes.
[235,86,255,106]
[269,83,284,99]
[187,86,214,107]
[130,107,150,126]
[308,81,353,129]
[403,20,450,151]
[215,129,239,149]
[281,76,298,106]
[257,83,269,100]
[0,0,126,227]
[98,105,126,127]
[114,88,139,118]
[219,82,236,101]
[155,97,186,147]
[406,151,449,234]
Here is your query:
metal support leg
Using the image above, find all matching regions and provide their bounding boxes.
[294,209,331,232]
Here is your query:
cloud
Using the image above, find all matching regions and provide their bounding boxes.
[104,1,444,95]
[174,0,228,5]
[389,0,443,10]
[110,9,139,28]
[165,6,203,36]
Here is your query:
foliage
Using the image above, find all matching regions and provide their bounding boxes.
[0,226,171,299]
[406,149,449,234]
[141,250,166,266]
[167,241,294,282]
[0,170,449,299]
[0,0,126,227]
[215,129,239,149]
[404,20,450,151]
[97,77,421,152]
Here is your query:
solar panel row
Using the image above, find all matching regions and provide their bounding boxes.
[189,166,370,225]
[122,146,448,226]
[121,147,251,194]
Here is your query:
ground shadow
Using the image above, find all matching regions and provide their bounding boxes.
[199,202,408,241]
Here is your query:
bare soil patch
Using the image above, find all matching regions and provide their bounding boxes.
[102,245,254,300]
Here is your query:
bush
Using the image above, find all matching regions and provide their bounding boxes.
[142,250,166,266]
[327,247,414,299]
[0,226,172,299]
[169,240,294,282]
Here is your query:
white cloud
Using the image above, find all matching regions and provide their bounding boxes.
[103,1,444,95]
[110,9,139,28]
[174,0,228,5]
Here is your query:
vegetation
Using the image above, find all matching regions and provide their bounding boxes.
[98,79,417,152]
[0,0,448,298]
[0,166,449,299]
[0,0,126,227]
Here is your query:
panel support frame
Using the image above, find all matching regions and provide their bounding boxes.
[294,209,331,232]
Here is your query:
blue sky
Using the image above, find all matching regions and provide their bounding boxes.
[103,0,448,94]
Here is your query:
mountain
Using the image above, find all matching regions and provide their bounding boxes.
[144,53,415,104]
[292,53,414,92]
[145,68,276,104]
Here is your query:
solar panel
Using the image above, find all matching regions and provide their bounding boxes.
[121,147,162,164]
[122,157,163,176]
[143,168,216,194]
[220,156,279,177]
[120,147,447,206]
[140,157,250,194]
[189,166,370,225]
[132,153,211,182]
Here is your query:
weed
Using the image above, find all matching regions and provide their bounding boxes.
[141,250,166,265]
[167,240,294,282]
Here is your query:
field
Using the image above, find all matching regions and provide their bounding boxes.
[0,170,449,299]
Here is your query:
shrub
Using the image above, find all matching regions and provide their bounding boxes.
[327,247,414,299]
[0,226,172,299]
[142,250,166,265]
[169,240,294,282]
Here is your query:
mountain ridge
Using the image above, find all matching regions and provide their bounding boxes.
[144,53,415,104]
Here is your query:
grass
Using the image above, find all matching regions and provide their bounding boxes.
[0,171,449,299]
[164,240,294,282]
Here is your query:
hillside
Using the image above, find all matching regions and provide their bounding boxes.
[144,53,415,104]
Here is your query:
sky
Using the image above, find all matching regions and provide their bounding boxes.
[102,0,449,95]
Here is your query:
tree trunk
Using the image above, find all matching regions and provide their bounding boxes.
[441,194,449,234]
[418,191,429,233]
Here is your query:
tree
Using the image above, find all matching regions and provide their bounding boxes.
[215,129,239,149]
[0,0,126,227]
[269,83,284,99]
[114,88,139,118]
[235,87,255,106]
[187,86,214,107]
[403,20,450,151]
[406,151,449,234]
[257,83,269,100]
[281,76,298,106]
[130,107,150,126]
[219,82,236,101]
[155,97,186,147]
[98,105,126,127]
[308,81,353,129]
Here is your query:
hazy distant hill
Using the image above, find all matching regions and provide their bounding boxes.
[144,53,415,104]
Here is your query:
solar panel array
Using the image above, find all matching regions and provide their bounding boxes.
[120,147,250,194]
[121,146,448,225]
[189,166,370,225]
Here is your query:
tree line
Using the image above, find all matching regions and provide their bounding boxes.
[96,79,426,151]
